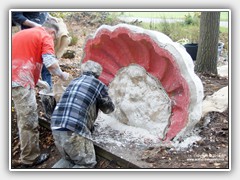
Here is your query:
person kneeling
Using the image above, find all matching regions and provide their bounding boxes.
[51,60,115,168]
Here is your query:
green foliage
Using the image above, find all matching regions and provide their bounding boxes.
[159,17,171,36]
[49,11,228,51]
[138,18,228,47]
[219,26,228,33]
[219,32,228,51]
[105,12,122,24]
[68,31,78,46]
[140,21,200,43]
[121,12,193,19]
[49,12,72,19]
[183,12,200,25]
[120,11,228,21]
[180,25,200,43]
[220,12,229,21]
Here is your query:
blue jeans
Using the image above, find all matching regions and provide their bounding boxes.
[41,65,52,88]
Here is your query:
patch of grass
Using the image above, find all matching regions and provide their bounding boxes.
[138,20,228,47]
[121,12,192,19]
[220,26,228,33]
[140,20,200,43]
[220,12,229,21]
[120,11,229,21]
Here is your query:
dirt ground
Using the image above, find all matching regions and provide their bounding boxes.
[10,12,229,170]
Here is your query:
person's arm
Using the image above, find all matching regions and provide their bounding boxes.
[97,86,115,114]
[12,12,27,25]
[42,54,69,81]
[22,19,42,28]
[47,63,69,80]
[12,12,41,28]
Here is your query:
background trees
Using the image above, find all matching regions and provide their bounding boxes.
[194,12,221,75]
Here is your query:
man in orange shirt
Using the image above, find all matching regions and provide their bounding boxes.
[12,12,59,88]
[12,21,69,168]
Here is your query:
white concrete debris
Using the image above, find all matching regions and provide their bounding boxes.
[108,64,172,139]
[217,65,228,78]
[202,86,229,117]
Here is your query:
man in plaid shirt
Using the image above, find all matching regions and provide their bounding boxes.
[51,60,115,168]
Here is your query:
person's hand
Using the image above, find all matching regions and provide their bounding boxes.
[60,72,70,81]
[37,80,50,92]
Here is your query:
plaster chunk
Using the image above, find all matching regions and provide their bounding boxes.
[108,64,171,139]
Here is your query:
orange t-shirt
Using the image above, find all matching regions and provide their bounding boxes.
[12,27,55,88]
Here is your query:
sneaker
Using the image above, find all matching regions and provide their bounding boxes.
[13,153,50,168]
[33,153,50,166]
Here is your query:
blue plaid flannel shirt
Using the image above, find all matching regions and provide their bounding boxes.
[51,72,115,140]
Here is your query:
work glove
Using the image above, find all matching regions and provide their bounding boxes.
[37,80,51,92]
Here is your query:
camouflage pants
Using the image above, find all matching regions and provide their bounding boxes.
[52,130,96,168]
[12,86,40,164]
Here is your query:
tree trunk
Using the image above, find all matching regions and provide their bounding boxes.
[194,12,220,75]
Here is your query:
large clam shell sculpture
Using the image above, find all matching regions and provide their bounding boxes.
[81,24,203,142]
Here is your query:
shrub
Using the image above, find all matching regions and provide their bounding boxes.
[68,31,78,46]
[184,12,200,26]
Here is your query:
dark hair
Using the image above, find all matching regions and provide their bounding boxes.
[42,20,59,33]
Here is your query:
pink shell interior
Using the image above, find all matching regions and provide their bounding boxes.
[82,27,190,141]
